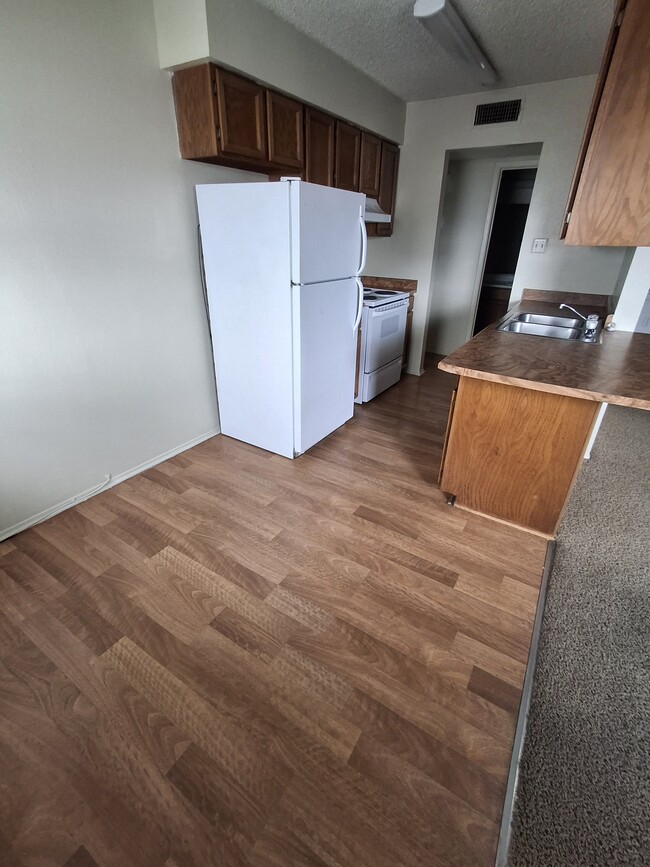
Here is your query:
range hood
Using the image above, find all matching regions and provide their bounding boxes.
[364,198,392,223]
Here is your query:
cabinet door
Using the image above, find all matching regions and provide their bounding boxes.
[375,142,399,237]
[359,132,382,198]
[564,0,650,246]
[335,122,361,191]
[560,0,625,239]
[354,326,362,400]
[402,292,414,370]
[305,108,335,186]
[438,388,457,486]
[214,68,268,161]
[171,64,219,160]
[439,377,599,535]
[267,91,304,169]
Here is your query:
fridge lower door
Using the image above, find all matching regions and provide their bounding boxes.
[293,279,357,455]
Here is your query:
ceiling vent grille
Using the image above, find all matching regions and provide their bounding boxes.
[474,99,521,126]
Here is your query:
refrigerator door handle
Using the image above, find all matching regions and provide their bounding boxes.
[356,209,368,276]
[353,278,364,331]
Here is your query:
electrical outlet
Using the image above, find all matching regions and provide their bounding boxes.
[532,238,548,253]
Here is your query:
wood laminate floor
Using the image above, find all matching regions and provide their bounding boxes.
[0,359,547,867]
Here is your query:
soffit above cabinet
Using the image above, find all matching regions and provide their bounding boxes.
[152,0,405,144]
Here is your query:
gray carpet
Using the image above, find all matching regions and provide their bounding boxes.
[507,405,650,866]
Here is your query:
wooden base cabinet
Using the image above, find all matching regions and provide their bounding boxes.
[402,291,414,370]
[439,377,600,536]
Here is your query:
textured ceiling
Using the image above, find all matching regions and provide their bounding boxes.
[253,0,615,102]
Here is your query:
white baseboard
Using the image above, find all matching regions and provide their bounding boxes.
[0,427,220,543]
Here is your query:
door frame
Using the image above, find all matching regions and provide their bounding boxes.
[465,157,539,341]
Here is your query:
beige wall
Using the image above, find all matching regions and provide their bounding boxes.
[152,0,406,143]
[365,76,629,372]
[425,151,541,356]
[614,248,650,331]
[0,0,264,538]
[153,0,210,64]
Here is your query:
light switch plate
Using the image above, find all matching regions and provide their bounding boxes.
[532,238,548,253]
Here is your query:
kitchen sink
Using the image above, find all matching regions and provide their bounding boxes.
[497,308,602,342]
[499,321,583,339]
[513,313,583,329]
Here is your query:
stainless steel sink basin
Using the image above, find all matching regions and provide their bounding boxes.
[497,308,602,342]
[513,313,583,329]
[499,321,583,340]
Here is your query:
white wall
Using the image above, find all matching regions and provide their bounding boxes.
[152,0,406,144]
[614,248,650,331]
[0,0,264,539]
[153,0,209,64]
[365,77,629,371]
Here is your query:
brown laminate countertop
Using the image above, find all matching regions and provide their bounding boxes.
[438,301,650,411]
[361,275,417,294]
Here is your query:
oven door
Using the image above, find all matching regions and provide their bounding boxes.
[364,302,408,373]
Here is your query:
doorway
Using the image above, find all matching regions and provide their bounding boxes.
[471,167,538,335]
[425,145,541,358]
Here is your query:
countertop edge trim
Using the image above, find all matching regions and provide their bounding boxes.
[437,362,650,411]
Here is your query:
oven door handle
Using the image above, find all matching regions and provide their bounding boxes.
[353,277,364,331]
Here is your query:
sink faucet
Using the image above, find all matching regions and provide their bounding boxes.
[559,303,600,337]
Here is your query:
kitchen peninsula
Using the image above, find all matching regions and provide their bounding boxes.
[438,293,650,537]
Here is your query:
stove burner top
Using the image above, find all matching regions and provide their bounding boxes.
[362,287,411,309]
[363,288,403,299]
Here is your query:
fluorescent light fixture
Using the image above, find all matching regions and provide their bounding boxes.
[414,0,498,86]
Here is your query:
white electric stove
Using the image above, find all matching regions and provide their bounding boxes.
[356,288,410,404]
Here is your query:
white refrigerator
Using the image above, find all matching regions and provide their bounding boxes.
[196,179,367,459]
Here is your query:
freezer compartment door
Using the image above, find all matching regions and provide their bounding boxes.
[293,279,357,455]
[290,181,366,284]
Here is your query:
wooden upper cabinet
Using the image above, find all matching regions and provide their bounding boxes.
[172,63,220,160]
[170,63,397,234]
[172,63,268,167]
[564,0,650,246]
[214,68,268,161]
[359,133,382,198]
[335,121,361,191]
[375,141,400,237]
[305,108,335,186]
[266,91,304,169]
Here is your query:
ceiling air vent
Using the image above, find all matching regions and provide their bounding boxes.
[474,99,521,126]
